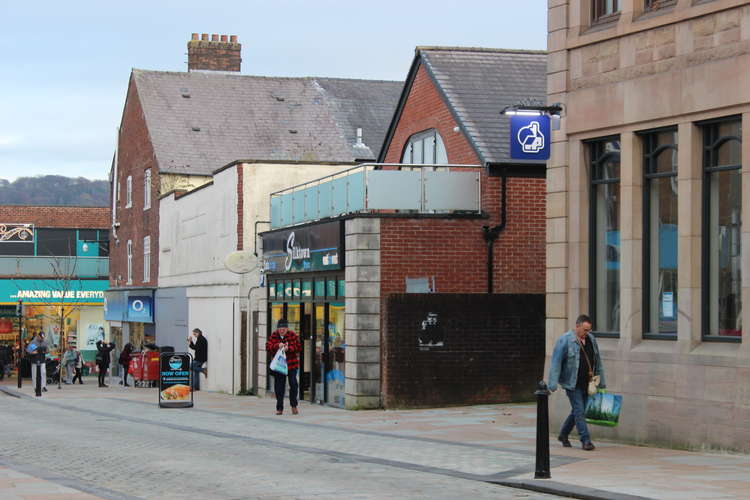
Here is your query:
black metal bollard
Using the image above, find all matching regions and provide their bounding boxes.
[535,380,551,479]
[35,362,42,397]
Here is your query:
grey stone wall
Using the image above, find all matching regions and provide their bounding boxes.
[344,218,381,409]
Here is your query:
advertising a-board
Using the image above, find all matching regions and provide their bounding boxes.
[158,352,193,408]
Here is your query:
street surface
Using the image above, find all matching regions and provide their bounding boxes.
[0,381,560,500]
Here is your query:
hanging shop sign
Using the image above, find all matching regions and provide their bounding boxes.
[262,221,342,274]
[104,290,155,323]
[510,114,550,161]
[0,279,108,304]
[0,223,34,242]
[159,352,193,408]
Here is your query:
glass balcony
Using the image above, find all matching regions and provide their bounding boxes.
[0,256,109,278]
[270,163,482,229]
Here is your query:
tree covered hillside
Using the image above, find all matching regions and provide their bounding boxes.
[0,176,109,206]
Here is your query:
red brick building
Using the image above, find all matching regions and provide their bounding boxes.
[260,47,548,409]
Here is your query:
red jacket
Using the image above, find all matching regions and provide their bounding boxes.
[266,330,301,371]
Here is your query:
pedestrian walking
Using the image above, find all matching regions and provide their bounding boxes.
[72,348,84,384]
[188,329,207,391]
[548,314,606,451]
[266,319,301,415]
[118,343,133,387]
[95,340,115,388]
[62,346,77,384]
[0,345,10,380]
[28,332,49,395]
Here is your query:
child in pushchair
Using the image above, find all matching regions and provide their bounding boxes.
[46,358,60,385]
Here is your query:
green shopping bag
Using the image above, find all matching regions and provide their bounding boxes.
[585,390,622,427]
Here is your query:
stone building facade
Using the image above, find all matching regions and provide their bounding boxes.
[547,0,750,451]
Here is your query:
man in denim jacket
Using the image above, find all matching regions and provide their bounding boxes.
[548,314,605,451]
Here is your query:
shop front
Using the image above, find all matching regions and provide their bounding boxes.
[103,289,155,353]
[0,278,109,362]
[262,221,346,407]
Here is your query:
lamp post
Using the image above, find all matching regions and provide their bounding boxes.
[16,299,22,389]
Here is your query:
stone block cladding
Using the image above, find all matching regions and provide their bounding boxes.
[344,218,381,409]
[0,206,110,228]
[110,75,159,288]
[382,293,545,408]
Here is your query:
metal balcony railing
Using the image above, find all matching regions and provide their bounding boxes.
[0,256,109,278]
[270,163,482,229]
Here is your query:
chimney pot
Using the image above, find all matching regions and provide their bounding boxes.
[191,33,199,40]
[211,34,219,41]
[220,35,228,42]
[230,35,237,43]
[201,33,208,41]
[188,32,241,72]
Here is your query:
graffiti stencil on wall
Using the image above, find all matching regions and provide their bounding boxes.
[418,312,444,349]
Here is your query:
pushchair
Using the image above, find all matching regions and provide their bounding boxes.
[46,358,60,385]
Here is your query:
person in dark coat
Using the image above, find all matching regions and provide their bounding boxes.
[118,343,133,387]
[266,319,301,416]
[28,332,49,395]
[0,345,10,380]
[188,329,208,391]
[95,340,115,388]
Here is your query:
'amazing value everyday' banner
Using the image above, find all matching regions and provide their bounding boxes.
[0,279,108,304]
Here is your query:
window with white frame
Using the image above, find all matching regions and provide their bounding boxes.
[144,169,151,210]
[126,176,132,208]
[401,129,448,166]
[127,239,133,284]
[143,235,150,283]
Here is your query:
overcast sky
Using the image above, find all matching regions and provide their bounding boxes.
[0,1,547,182]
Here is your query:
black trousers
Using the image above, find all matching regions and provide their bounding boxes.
[120,363,129,385]
[97,363,108,386]
[273,369,299,411]
[72,366,83,384]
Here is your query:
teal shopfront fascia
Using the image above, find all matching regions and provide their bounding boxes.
[262,221,346,408]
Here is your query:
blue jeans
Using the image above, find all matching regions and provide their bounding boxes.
[560,387,591,444]
[191,360,204,390]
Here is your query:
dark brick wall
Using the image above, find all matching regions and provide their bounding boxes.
[110,74,159,288]
[382,293,545,408]
[187,34,241,72]
[0,206,110,228]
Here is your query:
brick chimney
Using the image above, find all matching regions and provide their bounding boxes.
[187,33,241,72]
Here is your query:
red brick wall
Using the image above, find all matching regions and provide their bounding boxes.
[110,75,159,288]
[187,34,241,72]
[0,206,110,228]
[379,63,546,295]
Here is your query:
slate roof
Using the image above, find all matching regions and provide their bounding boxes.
[381,47,547,166]
[132,70,402,175]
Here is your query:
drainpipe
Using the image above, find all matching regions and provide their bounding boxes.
[482,170,508,294]
[254,221,270,257]
[111,127,120,242]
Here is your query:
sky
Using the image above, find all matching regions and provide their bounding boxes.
[0,1,547,182]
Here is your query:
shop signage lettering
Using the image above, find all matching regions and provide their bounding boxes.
[262,221,342,274]
[284,233,311,271]
[15,290,105,299]
[0,279,108,304]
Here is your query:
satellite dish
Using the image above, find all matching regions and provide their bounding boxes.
[224,251,255,274]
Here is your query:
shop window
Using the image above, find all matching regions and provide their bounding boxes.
[269,282,277,299]
[327,302,346,408]
[98,230,110,257]
[593,0,620,22]
[126,176,132,208]
[702,118,742,341]
[143,236,151,283]
[144,169,151,210]
[588,137,621,336]
[401,129,448,166]
[127,239,133,285]
[37,228,76,256]
[0,240,33,256]
[642,129,678,338]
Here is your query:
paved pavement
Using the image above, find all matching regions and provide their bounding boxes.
[1,377,749,499]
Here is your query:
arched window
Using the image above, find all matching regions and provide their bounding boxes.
[401,129,448,165]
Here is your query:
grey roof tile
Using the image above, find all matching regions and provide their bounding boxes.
[419,47,547,165]
[133,70,402,175]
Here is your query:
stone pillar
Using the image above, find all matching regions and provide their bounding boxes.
[344,218,381,409]
[546,0,570,353]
